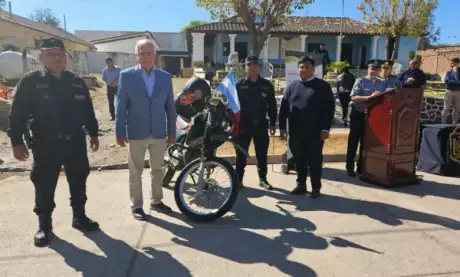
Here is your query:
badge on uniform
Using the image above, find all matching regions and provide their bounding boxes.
[261,92,267,98]
[74,94,86,100]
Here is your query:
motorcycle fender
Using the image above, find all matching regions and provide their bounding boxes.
[211,134,249,158]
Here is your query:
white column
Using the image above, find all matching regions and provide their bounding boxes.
[191,32,205,65]
[228,34,237,54]
[372,36,379,59]
[263,35,270,63]
[300,35,308,52]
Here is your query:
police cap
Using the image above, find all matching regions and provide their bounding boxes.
[245,55,259,65]
[367,59,383,69]
[39,38,65,50]
[298,56,315,67]
[383,60,394,68]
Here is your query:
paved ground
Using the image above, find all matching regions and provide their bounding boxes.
[1,163,460,277]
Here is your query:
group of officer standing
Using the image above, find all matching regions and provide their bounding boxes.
[235,55,335,199]
[345,59,426,177]
[7,35,428,248]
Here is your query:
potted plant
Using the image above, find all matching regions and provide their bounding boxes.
[327,61,352,74]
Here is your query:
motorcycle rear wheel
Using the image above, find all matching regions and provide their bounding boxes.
[174,156,239,222]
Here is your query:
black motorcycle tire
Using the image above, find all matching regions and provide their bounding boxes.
[174,156,239,222]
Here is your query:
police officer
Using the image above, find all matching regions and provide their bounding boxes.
[8,38,100,247]
[235,56,277,190]
[381,60,402,88]
[346,60,388,177]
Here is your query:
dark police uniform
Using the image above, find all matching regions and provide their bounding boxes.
[8,38,99,247]
[346,61,388,176]
[235,56,277,188]
[279,56,335,198]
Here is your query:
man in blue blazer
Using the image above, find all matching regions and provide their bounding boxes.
[115,39,176,221]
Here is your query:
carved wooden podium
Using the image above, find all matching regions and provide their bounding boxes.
[360,87,424,187]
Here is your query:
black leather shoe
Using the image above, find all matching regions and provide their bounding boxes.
[291,186,308,195]
[35,215,53,247]
[151,202,172,214]
[72,215,100,231]
[132,208,147,221]
[34,229,53,247]
[347,171,356,177]
[311,190,321,199]
[72,206,99,231]
[259,180,273,190]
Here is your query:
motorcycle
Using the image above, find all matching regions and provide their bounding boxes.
[163,77,248,222]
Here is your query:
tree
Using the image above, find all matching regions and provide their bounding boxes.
[28,8,60,28]
[357,0,438,60]
[196,0,314,56]
[418,14,440,49]
[181,20,209,32]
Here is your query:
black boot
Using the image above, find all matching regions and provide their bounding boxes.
[72,206,100,232]
[34,215,53,247]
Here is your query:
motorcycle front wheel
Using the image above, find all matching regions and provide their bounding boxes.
[174,156,239,222]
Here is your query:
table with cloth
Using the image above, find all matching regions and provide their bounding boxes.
[417,124,460,177]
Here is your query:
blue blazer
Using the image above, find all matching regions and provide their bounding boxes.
[115,66,176,140]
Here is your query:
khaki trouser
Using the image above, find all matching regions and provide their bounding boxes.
[442,90,460,124]
[128,137,166,210]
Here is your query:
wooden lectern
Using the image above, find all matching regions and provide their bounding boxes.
[360,87,424,187]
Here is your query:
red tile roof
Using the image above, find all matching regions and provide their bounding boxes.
[189,16,378,36]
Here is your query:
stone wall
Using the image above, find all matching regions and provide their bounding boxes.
[274,95,459,124]
[421,96,458,124]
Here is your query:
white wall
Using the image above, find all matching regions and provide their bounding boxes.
[94,36,152,54]
[268,36,280,59]
[283,37,301,52]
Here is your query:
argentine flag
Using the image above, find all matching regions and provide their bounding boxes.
[217,72,241,134]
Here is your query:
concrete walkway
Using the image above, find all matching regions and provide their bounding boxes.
[1,163,460,277]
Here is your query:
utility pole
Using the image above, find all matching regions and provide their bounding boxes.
[338,0,344,61]
[63,14,67,32]
[8,1,12,19]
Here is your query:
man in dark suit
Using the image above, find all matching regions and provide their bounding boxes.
[278,56,335,198]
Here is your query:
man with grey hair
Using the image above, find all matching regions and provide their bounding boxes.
[116,39,176,221]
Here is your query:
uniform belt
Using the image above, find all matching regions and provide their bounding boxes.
[57,133,72,140]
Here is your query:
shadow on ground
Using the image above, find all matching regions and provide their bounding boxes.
[146,185,393,277]
[49,231,191,277]
[48,171,460,277]
[320,166,460,201]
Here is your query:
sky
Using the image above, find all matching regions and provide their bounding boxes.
[6,0,460,45]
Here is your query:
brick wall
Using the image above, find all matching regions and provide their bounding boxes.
[417,45,460,77]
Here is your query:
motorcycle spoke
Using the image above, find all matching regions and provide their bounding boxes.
[178,160,233,216]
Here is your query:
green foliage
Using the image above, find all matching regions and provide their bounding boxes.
[327,61,351,72]
[28,8,60,28]
[418,15,440,49]
[415,54,422,62]
[408,50,416,60]
[180,20,209,32]
[357,0,438,59]
[195,0,314,56]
